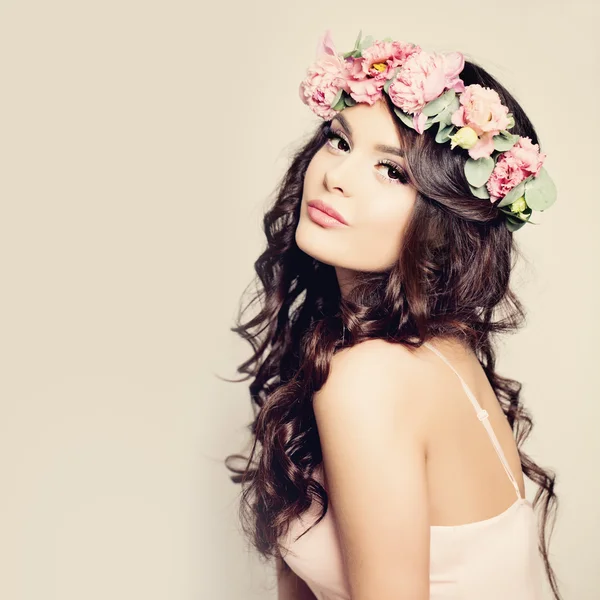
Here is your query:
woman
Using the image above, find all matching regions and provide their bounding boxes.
[225,30,561,600]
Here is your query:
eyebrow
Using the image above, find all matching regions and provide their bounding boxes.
[332,113,405,157]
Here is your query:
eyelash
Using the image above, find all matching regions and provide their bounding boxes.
[323,126,410,186]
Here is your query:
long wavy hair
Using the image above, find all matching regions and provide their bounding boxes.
[224,59,562,599]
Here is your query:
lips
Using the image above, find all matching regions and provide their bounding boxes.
[306,199,348,225]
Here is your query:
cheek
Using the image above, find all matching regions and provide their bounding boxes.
[303,151,324,186]
[365,192,415,231]
[354,194,416,261]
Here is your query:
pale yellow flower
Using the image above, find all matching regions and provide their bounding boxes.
[509,197,527,213]
[449,126,479,150]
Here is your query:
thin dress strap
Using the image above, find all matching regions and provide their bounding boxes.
[422,341,522,501]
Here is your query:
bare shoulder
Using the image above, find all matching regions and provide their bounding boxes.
[328,337,426,376]
[312,338,436,597]
[314,338,439,442]
[318,336,475,431]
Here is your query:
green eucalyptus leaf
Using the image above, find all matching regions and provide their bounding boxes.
[429,95,460,126]
[505,113,515,130]
[493,131,519,152]
[500,206,532,220]
[394,108,417,130]
[444,96,460,124]
[505,216,527,232]
[496,179,528,208]
[330,89,345,111]
[383,72,400,94]
[464,157,495,188]
[469,183,490,199]
[435,123,455,144]
[353,30,363,51]
[422,118,435,131]
[523,167,557,211]
[345,96,357,107]
[359,35,374,50]
[429,112,442,125]
[421,89,456,117]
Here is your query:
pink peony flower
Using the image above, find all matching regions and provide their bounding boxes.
[345,76,385,105]
[451,84,510,134]
[486,136,546,202]
[345,40,421,105]
[298,30,350,119]
[509,136,546,177]
[358,41,400,80]
[390,40,422,69]
[387,50,466,116]
[486,154,527,202]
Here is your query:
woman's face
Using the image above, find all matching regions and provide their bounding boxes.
[295,99,418,275]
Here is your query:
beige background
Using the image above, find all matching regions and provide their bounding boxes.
[0,0,597,598]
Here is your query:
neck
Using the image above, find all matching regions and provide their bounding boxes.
[335,266,357,300]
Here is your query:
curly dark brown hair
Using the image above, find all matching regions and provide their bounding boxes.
[223,59,562,599]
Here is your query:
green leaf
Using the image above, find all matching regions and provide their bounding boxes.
[496,178,531,207]
[504,216,527,232]
[464,157,495,188]
[435,123,455,144]
[383,69,400,94]
[345,96,357,107]
[500,207,536,231]
[393,108,416,130]
[330,89,344,110]
[443,96,460,124]
[353,30,363,51]
[430,95,460,126]
[421,90,456,117]
[505,113,515,130]
[493,131,520,152]
[500,206,532,220]
[359,35,374,50]
[523,167,557,211]
[469,183,490,199]
[422,117,435,131]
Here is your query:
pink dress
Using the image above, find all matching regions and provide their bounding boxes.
[278,341,546,599]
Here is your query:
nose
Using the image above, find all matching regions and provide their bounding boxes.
[324,159,353,197]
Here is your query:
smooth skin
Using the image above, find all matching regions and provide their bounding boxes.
[276,556,318,600]
[295,99,418,276]
[278,99,526,599]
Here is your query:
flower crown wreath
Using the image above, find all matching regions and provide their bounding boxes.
[299,30,557,232]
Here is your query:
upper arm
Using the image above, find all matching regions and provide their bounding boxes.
[276,557,317,600]
[312,340,430,600]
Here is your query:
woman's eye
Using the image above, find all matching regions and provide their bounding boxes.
[324,129,409,186]
[377,163,409,184]
[325,130,349,152]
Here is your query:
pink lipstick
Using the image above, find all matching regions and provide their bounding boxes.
[306,199,348,228]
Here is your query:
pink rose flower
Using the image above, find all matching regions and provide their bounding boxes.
[451,84,511,136]
[387,49,466,117]
[299,30,350,119]
[467,131,496,160]
[486,136,547,202]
